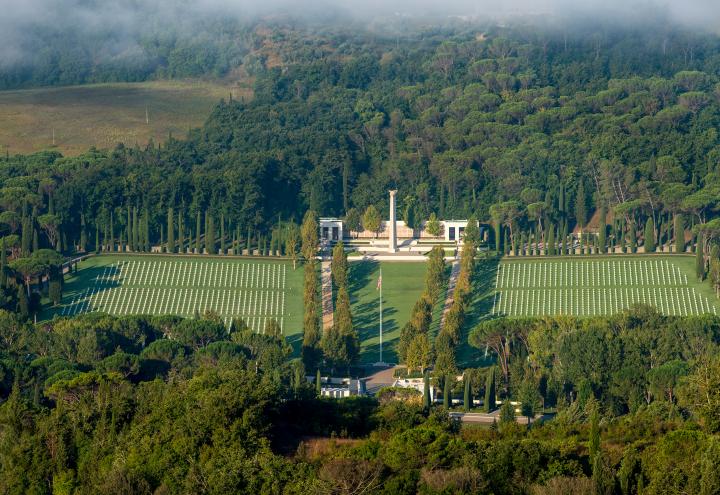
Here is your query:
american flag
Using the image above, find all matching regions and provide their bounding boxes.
[376,274,382,290]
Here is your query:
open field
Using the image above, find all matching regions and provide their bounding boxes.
[490,256,719,317]
[0,80,251,156]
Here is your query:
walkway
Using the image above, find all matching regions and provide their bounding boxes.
[440,260,461,330]
[321,260,334,331]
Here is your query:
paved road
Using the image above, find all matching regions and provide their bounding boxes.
[321,260,333,331]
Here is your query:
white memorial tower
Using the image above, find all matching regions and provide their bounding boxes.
[388,190,398,253]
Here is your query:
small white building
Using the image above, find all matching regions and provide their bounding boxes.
[443,220,469,242]
[319,218,343,242]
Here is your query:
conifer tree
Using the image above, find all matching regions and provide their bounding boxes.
[674,213,685,253]
[133,206,139,251]
[177,211,184,253]
[331,241,348,289]
[195,211,201,254]
[127,206,133,251]
[463,375,471,412]
[644,217,655,253]
[629,221,637,253]
[17,285,29,319]
[484,368,496,412]
[95,223,99,254]
[575,180,587,231]
[443,376,451,408]
[21,215,31,256]
[547,224,555,256]
[206,211,215,255]
[143,209,150,252]
[167,206,175,254]
[220,213,225,255]
[32,227,38,253]
[696,233,705,280]
[109,211,115,251]
[0,241,6,288]
[423,372,431,410]
[598,204,607,254]
[79,213,87,252]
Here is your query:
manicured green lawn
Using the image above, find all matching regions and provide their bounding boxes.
[347,261,436,365]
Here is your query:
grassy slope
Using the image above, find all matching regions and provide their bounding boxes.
[0,80,250,156]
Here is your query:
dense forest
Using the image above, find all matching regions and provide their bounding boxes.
[1,306,720,493]
[4,19,720,246]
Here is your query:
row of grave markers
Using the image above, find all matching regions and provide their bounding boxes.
[496,259,686,289]
[492,286,716,317]
[96,260,287,289]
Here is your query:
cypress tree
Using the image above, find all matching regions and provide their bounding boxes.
[629,222,637,253]
[443,376,451,409]
[127,206,133,251]
[620,219,627,253]
[49,267,62,306]
[110,211,115,251]
[167,206,175,254]
[547,225,555,256]
[21,216,31,256]
[0,241,6,288]
[95,223,99,254]
[495,223,502,253]
[503,228,510,255]
[32,227,39,253]
[423,372,431,410]
[644,217,655,253]
[484,368,496,412]
[246,227,252,255]
[195,211,201,254]
[143,209,150,252]
[674,214,685,253]
[316,368,322,397]
[696,233,705,280]
[598,204,607,254]
[206,211,215,255]
[220,213,226,255]
[575,180,587,231]
[17,285,29,319]
[178,211,184,253]
[79,213,87,252]
[463,375,471,412]
[133,206,139,251]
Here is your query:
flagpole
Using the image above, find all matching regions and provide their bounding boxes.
[379,266,383,364]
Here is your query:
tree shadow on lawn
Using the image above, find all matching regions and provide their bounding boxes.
[348,260,376,295]
[457,257,502,367]
[42,264,121,320]
[354,299,398,364]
